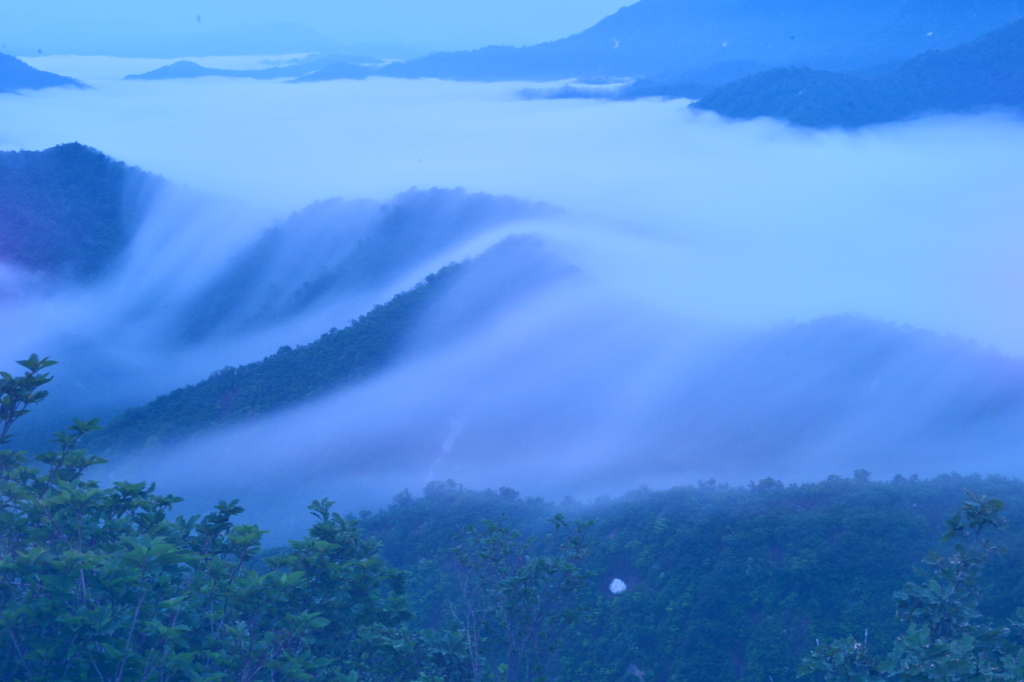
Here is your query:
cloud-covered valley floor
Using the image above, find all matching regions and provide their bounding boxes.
[2,59,1024,532]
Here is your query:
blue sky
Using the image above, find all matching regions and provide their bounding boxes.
[2,0,633,56]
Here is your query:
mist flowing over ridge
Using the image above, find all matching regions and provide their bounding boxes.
[3,56,1024,526]
[175,188,551,342]
[105,298,1024,534]
[0,155,556,454]
[6,3,1024,679]
[0,141,1021,531]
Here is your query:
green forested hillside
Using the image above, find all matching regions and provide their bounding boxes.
[1,359,462,682]
[7,357,1024,681]
[89,263,465,453]
[693,17,1024,127]
[363,473,1024,682]
[0,143,154,278]
[90,235,571,454]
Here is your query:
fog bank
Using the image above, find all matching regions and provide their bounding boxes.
[2,63,1024,529]
[5,65,1023,353]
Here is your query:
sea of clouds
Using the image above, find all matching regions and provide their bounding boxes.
[3,57,1024,532]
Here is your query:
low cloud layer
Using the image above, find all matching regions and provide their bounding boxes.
[2,63,1024,529]
[6,62,1024,351]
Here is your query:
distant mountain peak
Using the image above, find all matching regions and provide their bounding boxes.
[295,0,1024,84]
[0,53,84,92]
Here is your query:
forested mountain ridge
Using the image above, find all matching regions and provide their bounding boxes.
[692,16,1024,127]
[88,264,466,453]
[0,143,553,453]
[11,354,1024,681]
[0,53,83,93]
[363,472,1024,682]
[88,236,574,453]
[305,0,1024,84]
[0,143,156,279]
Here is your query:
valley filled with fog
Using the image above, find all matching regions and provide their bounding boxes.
[3,58,1024,533]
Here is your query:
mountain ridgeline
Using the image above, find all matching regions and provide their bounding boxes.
[90,302,1024,486]
[87,265,465,454]
[692,16,1024,127]
[116,0,1024,129]
[0,143,156,280]
[0,143,557,455]
[124,53,375,82]
[5,146,1024,496]
[0,53,83,93]
[322,0,1022,83]
[520,10,1024,127]
[88,236,575,454]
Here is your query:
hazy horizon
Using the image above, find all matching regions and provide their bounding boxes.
[1,0,634,58]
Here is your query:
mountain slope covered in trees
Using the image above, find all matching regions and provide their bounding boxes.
[365,473,1024,682]
[8,357,1024,681]
[90,266,464,453]
[693,17,1024,127]
[0,143,156,279]
[89,236,573,453]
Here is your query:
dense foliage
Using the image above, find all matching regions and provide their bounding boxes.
[363,476,1024,682]
[693,17,1024,128]
[449,515,593,681]
[8,357,1024,681]
[1,356,415,681]
[1,357,592,681]
[0,143,152,278]
[801,493,1024,681]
